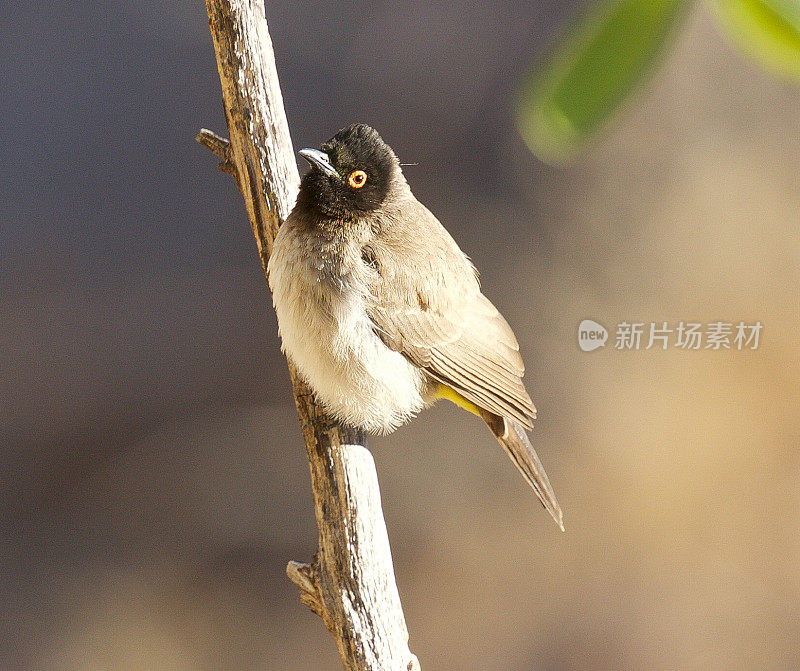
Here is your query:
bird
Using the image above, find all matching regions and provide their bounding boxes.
[268,123,563,529]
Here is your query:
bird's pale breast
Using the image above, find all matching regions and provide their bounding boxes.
[268,219,428,434]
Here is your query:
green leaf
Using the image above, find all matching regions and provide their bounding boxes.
[708,0,800,80]
[516,0,691,163]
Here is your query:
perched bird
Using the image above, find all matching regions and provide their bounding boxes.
[268,124,563,529]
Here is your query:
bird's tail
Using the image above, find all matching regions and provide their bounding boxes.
[481,411,564,531]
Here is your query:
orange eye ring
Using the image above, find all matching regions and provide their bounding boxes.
[348,170,368,189]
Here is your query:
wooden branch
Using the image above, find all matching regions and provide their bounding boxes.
[199,1,419,669]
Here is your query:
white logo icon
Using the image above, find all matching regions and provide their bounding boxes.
[578,320,608,352]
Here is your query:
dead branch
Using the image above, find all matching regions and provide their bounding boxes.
[199,1,419,669]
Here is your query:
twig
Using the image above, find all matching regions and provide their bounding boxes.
[196,128,236,175]
[199,1,419,669]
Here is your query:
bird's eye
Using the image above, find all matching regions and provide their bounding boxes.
[348,170,367,189]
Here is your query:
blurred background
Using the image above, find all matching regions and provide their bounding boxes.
[2,0,799,669]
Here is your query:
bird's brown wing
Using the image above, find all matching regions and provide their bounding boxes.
[368,279,536,430]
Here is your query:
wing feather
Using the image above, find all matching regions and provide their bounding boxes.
[365,199,536,427]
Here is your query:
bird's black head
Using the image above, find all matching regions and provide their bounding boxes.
[295,124,400,220]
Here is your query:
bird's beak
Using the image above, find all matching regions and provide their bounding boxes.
[299,148,339,178]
